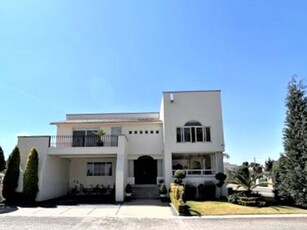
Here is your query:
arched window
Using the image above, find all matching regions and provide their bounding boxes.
[184,121,202,126]
[176,120,211,143]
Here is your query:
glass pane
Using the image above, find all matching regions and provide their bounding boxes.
[191,127,196,142]
[87,163,93,176]
[196,127,203,142]
[176,128,182,142]
[86,130,99,146]
[72,131,85,147]
[205,127,211,142]
[184,127,191,142]
[105,163,112,176]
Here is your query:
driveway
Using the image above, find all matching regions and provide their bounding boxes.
[0,199,176,218]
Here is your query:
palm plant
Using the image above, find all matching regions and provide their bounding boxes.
[227,163,268,195]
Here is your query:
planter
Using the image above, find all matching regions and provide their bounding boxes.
[160,194,167,202]
[125,193,132,201]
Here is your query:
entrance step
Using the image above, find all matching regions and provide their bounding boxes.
[132,185,160,199]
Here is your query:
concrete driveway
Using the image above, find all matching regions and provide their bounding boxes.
[1,199,176,218]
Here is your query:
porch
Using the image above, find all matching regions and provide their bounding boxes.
[172,153,219,181]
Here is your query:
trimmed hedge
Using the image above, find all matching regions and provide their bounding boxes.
[0,146,5,172]
[3,146,20,201]
[23,148,39,202]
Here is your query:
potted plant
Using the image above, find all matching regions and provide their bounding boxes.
[95,128,106,146]
[125,183,132,201]
[159,184,167,201]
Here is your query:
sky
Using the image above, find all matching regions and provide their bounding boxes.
[1,0,307,165]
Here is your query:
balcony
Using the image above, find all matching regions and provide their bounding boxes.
[50,134,118,148]
[48,134,125,157]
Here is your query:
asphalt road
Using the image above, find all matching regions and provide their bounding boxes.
[0,216,306,230]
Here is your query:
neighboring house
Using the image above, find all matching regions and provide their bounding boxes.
[224,162,238,172]
[17,90,225,202]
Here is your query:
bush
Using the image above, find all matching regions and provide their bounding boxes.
[125,183,132,193]
[174,170,186,185]
[227,192,246,204]
[23,148,39,202]
[197,182,216,201]
[159,184,167,195]
[0,147,5,172]
[183,183,197,201]
[3,146,20,201]
[197,184,206,200]
[204,182,216,200]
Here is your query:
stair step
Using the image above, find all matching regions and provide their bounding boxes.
[131,185,160,199]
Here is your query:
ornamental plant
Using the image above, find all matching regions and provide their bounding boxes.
[23,148,39,202]
[174,169,186,185]
[3,146,20,201]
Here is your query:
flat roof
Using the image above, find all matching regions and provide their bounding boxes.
[163,90,221,94]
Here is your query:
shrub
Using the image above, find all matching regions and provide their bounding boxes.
[0,146,5,172]
[159,184,167,195]
[23,148,39,202]
[174,169,186,185]
[125,183,132,193]
[3,146,20,201]
[183,183,197,201]
[204,182,216,200]
[227,191,246,204]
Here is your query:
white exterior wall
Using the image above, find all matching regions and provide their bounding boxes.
[161,91,225,185]
[18,136,69,201]
[123,123,163,157]
[69,157,116,188]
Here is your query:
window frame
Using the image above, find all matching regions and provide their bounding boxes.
[87,162,112,176]
[176,126,211,143]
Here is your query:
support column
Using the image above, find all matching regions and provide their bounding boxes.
[164,151,172,186]
[115,135,127,202]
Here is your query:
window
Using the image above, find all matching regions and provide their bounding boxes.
[150,130,154,134]
[140,131,143,134]
[72,130,99,147]
[176,121,211,143]
[156,130,159,134]
[129,131,132,134]
[87,162,112,176]
[145,130,148,134]
[134,131,138,134]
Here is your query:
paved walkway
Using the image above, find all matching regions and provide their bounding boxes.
[1,199,176,218]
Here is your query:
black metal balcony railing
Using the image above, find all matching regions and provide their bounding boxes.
[50,135,118,148]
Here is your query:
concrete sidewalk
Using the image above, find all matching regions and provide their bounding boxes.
[1,199,176,218]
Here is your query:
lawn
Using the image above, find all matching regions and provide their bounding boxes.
[186,201,307,216]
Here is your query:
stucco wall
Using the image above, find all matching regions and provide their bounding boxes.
[69,157,116,188]
[55,122,164,157]
[161,91,225,185]
[162,91,225,153]
[17,136,69,201]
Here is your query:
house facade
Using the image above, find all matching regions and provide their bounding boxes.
[17,90,225,202]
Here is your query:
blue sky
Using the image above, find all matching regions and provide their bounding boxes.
[1,0,306,164]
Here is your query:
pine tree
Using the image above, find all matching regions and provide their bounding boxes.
[3,146,20,201]
[274,77,307,207]
[0,146,5,172]
[23,148,39,201]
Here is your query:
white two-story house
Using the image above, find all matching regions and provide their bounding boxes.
[17,90,225,202]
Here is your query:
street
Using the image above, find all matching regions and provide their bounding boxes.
[0,216,306,230]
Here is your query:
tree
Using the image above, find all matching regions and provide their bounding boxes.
[3,146,20,200]
[264,157,274,174]
[23,148,39,201]
[274,77,307,208]
[0,146,5,172]
[227,162,267,195]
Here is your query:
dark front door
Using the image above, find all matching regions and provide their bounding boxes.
[134,156,157,184]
